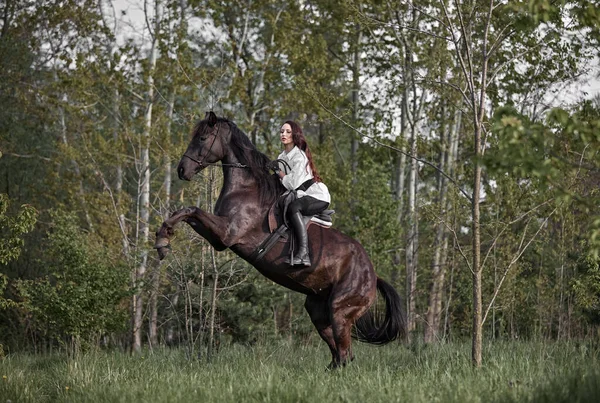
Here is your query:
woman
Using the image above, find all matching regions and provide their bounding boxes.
[273,121,330,267]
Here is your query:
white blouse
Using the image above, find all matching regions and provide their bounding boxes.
[276,146,331,203]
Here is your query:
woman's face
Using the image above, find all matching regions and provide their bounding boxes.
[280,123,293,146]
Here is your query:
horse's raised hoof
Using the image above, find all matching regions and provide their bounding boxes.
[156,246,170,260]
[154,238,171,260]
[155,237,170,249]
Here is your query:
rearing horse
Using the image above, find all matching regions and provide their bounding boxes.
[155,112,407,368]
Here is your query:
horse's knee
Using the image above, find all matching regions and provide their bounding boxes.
[169,206,197,220]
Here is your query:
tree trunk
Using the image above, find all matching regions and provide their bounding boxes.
[558,213,566,340]
[197,257,206,352]
[351,20,362,180]
[391,94,407,286]
[424,107,460,343]
[112,88,130,257]
[206,167,218,360]
[471,124,483,367]
[165,291,179,346]
[398,5,423,336]
[441,0,491,367]
[149,90,175,348]
[443,241,456,340]
[132,1,160,353]
[207,255,218,360]
[405,122,418,333]
[55,71,93,230]
[424,139,448,342]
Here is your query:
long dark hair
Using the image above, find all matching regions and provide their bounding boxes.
[284,120,322,183]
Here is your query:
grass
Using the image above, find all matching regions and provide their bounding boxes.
[1,340,599,402]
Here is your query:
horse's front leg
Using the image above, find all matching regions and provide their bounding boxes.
[155,207,230,259]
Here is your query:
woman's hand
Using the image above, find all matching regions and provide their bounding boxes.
[267,160,281,175]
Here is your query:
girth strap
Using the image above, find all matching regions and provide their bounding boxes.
[248,224,288,263]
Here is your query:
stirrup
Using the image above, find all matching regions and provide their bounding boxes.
[285,254,311,267]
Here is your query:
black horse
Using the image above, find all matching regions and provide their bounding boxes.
[155,112,406,368]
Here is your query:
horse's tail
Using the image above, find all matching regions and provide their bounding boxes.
[353,277,408,345]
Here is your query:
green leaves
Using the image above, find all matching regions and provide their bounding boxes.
[571,254,600,320]
[486,102,600,258]
[15,210,129,347]
[0,194,38,266]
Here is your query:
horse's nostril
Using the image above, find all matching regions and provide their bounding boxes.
[178,166,184,179]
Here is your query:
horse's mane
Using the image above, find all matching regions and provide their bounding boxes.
[197,117,284,205]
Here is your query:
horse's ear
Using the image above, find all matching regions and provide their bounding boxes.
[205,111,218,127]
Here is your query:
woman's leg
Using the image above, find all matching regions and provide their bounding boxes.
[286,197,329,266]
[291,196,329,216]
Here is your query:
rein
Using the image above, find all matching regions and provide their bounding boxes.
[182,154,249,169]
[183,151,291,172]
[182,121,292,173]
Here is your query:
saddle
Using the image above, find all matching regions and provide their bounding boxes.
[249,191,334,262]
[268,191,334,234]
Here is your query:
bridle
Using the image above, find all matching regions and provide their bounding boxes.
[182,122,248,169]
[181,121,292,173]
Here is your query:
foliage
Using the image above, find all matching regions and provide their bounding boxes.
[218,271,295,344]
[486,104,600,254]
[15,211,129,348]
[572,254,600,325]
[0,194,37,266]
[0,194,37,310]
[315,140,401,277]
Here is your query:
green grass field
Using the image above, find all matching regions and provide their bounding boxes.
[1,340,599,402]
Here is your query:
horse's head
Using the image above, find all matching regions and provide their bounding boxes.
[177,111,230,181]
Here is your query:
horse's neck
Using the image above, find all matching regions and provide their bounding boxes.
[215,152,265,217]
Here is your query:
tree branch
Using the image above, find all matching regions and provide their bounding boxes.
[314,97,472,202]
[482,207,557,325]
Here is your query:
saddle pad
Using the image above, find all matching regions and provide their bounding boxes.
[267,203,333,233]
[310,216,333,227]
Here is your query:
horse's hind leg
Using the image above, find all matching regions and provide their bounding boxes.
[329,277,377,368]
[304,295,337,369]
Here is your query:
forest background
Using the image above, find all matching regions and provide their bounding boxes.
[1,0,600,367]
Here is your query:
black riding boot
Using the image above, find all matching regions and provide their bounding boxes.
[286,211,311,267]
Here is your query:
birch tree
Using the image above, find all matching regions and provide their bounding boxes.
[132,0,161,354]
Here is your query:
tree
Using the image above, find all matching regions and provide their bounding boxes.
[0,194,37,310]
[16,211,129,353]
